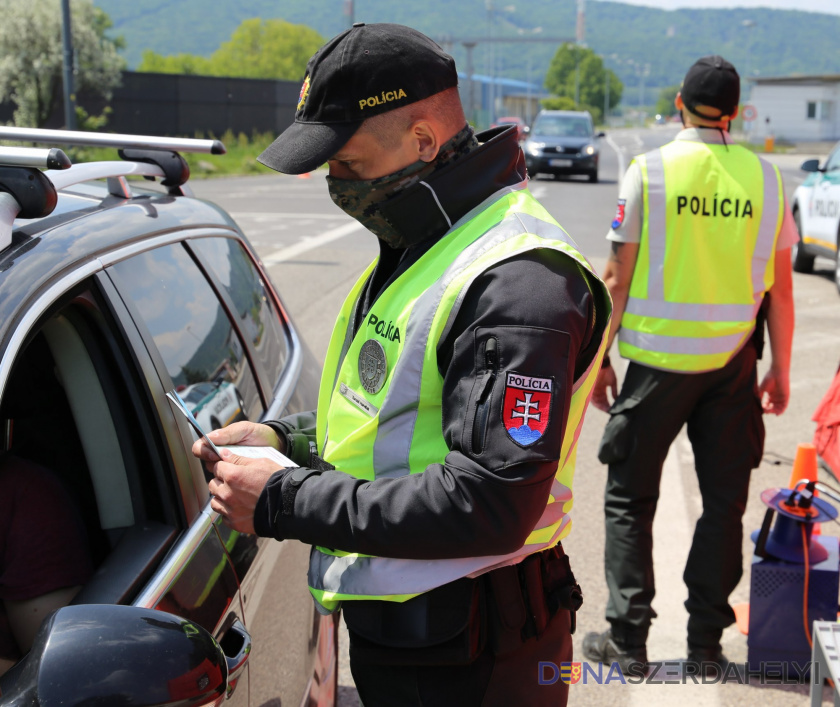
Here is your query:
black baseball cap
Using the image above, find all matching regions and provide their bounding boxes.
[681,55,740,119]
[258,23,458,175]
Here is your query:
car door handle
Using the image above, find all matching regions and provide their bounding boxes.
[221,619,252,698]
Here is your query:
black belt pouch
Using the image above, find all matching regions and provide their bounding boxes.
[342,576,486,666]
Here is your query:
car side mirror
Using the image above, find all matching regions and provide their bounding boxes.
[597,131,606,138]
[0,605,228,707]
[800,158,821,173]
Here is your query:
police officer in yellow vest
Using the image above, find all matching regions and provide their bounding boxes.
[582,56,796,674]
[192,23,611,707]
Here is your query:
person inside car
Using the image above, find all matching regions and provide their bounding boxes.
[0,453,93,676]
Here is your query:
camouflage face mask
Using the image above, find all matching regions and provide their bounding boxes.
[326,158,431,248]
[326,125,479,249]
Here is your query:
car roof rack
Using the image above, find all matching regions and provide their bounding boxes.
[0,128,228,253]
[0,146,72,171]
[1,146,74,252]
[0,127,225,156]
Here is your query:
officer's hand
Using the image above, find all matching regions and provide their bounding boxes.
[192,421,283,462]
[759,367,790,416]
[207,449,285,534]
[591,365,618,413]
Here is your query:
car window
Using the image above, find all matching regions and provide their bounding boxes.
[825,146,840,173]
[109,243,264,430]
[0,286,181,672]
[190,237,289,391]
[533,115,592,138]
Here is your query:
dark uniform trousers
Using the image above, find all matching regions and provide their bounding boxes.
[346,545,579,707]
[598,343,765,650]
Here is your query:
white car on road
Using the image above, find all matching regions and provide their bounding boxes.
[791,142,840,293]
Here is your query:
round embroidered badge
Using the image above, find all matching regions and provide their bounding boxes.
[358,339,388,394]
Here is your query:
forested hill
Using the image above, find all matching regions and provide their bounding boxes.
[94,0,840,93]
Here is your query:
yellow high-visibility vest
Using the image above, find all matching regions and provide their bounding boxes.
[308,187,611,613]
[619,139,784,372]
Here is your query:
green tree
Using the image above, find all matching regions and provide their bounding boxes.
[139,18,324,81]
[138,50,212,75]
[541,96,578,111]
[0,0,124,127]
[656,84,680,117]
[544,44,623,122]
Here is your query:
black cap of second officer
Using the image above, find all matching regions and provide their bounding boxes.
[681,55,740,118]
[258,23,458,175]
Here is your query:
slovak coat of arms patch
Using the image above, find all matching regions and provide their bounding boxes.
[611,198,626,230]
[502,372,553,446]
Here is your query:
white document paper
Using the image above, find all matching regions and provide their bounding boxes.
[219,445,297,468]
[167,389,297,468]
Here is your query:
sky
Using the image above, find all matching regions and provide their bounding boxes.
[602,0,840,14]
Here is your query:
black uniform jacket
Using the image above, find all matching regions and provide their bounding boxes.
[254,126,608,560]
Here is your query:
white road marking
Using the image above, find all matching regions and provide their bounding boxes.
[530,184,548,200]
[606,134,627,192]
[262,220,365,265]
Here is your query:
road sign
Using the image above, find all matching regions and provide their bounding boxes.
[742,104,758,122]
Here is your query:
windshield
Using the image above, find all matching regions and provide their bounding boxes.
[532,115,592,138]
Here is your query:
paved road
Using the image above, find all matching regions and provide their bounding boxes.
[192,127,840,706]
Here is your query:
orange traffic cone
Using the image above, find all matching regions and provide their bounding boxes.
[789,443,821,534]
[789,443,819,489]
[298,172,312,179]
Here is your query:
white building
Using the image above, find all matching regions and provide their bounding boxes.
[746,75,840,143]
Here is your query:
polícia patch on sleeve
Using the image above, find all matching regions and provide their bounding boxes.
[502,372,552,447]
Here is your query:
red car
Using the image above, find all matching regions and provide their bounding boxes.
[490,116,529,141]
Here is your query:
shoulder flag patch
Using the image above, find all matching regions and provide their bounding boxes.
[502,372,552,446]
[611,198,627,230]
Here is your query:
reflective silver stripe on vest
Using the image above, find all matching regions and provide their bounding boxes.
[644,150,667,301]
[753,159,781,291]
[372,209,586,479]
[309,518,569,598]
[629,149,780,324]
[620,328,747,355]
[625,299,758,322]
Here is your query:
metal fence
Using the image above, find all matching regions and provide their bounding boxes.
[1,71,301,137]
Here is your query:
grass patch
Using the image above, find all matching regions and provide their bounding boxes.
[184,130,280,177]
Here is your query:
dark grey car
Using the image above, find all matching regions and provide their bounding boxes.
[523,110,605,182]
[0,130,336,707]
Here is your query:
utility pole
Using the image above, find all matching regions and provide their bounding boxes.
[575,0,585,109]
[486,0,495,123]
[463,41,477,125]
[604,64,609,123]
[60,0,77,130]
[344,0,355,29]
[576,0,586,44]
[526,55,532,124]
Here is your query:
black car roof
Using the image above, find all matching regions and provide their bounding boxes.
[0,184,240,354]
[0,130,237,358]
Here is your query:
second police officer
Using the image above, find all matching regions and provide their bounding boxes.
[584,55,796,673]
